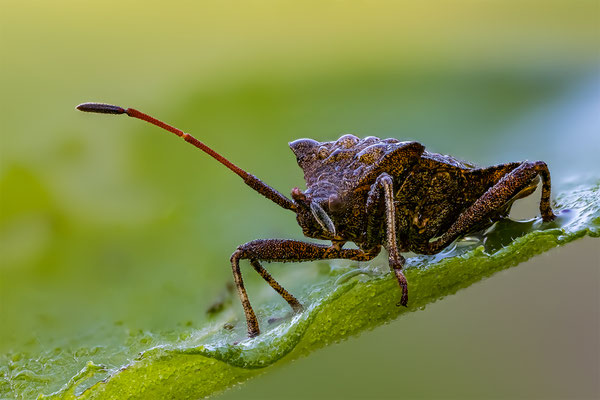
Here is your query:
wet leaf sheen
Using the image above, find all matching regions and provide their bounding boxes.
[27,183,600,399]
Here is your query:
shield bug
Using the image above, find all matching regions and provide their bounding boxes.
[77,102,556,337]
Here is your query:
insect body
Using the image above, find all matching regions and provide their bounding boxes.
[77,103,556,338]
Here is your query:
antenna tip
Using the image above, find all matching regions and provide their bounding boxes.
[76,102,126,114]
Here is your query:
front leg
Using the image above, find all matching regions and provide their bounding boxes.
[366,173,409,307]
[231,239,380,337]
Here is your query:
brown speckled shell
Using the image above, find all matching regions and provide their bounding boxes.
[289,135,427,200]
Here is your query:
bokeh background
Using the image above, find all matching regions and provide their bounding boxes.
[1,1,599,399]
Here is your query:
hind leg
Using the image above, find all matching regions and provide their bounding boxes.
[417,160,555,255]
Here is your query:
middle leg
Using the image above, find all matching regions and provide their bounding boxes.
[366,173,408,306]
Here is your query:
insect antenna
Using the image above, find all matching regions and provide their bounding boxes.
[76,102,296,211]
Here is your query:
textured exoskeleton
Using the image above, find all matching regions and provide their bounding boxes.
[77,103,556,338]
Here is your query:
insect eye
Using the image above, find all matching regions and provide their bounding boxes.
[328,193,343,212]
[291,187,309,205]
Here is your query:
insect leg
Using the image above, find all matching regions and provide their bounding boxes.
[76,103,297,211]
[367,173,408,307]
[249,259,303,313]
[424,160,556,255]
[231,239,380,337]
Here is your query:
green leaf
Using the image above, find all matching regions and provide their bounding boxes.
[35,183,599,400]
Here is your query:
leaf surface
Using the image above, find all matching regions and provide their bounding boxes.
[35,183,599,400]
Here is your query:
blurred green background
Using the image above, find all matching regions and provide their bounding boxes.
[1,1,599,399]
